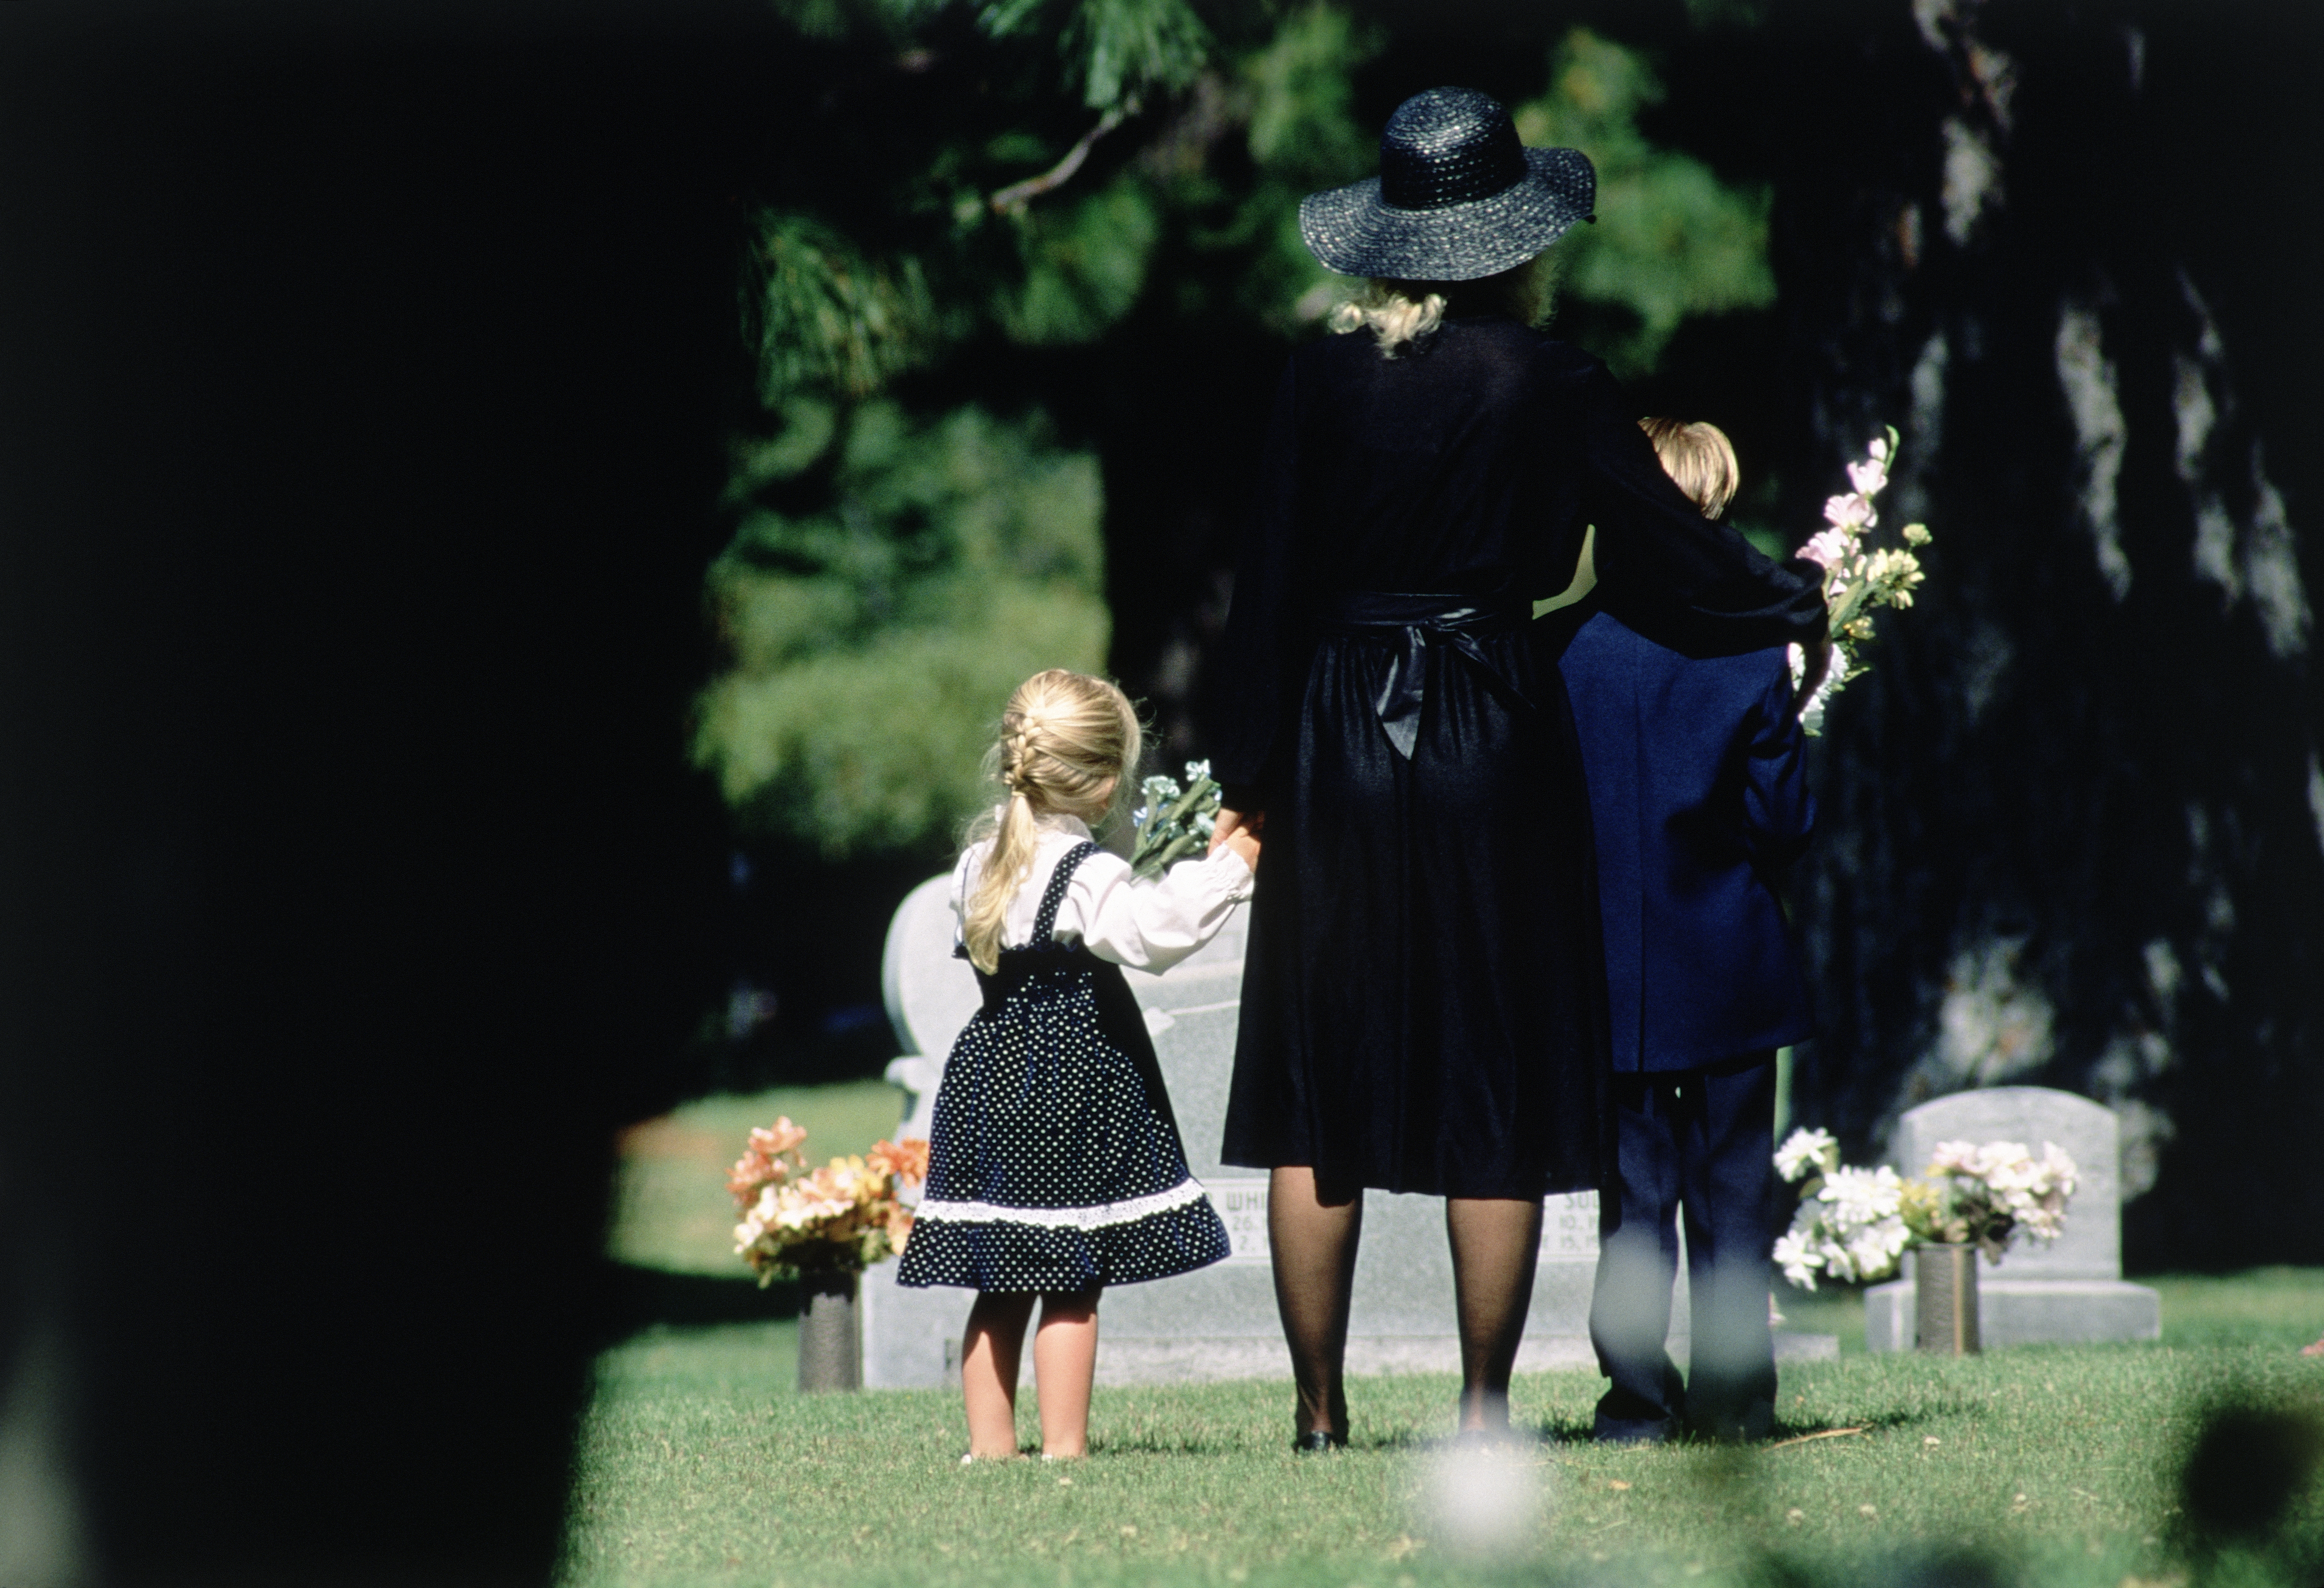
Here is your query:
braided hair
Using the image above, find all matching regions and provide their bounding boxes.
[960,670,1143,973]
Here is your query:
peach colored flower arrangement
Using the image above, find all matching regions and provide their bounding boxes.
[728,1117,928,1283]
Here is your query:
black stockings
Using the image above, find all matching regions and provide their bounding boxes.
[1268,1167,1544,1437]
[1445,1195,1543,1430]
[1268,1166,1360,1439]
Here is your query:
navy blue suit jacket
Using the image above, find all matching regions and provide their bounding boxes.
[1556,607,1816,1071]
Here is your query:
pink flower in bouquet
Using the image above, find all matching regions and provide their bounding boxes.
[1823,493,1874,530]
[1800,528,1854,570]
[869,1137,930,1185]
[727,1116,809,1204]
[1847,458,1889,497]
[752,1118,808,1157]
[1926,1139,1981,1175]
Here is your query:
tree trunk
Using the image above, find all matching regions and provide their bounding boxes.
[1763,0,2324,1267]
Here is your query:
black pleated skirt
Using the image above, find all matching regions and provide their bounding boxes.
[1219,619,1614,1201]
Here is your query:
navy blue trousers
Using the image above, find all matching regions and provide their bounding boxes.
[1589,1053,1779,1442]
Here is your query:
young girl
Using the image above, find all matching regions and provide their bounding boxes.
[895,669,1258,1461]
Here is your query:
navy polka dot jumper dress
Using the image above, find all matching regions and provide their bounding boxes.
[897,841,1230,1293]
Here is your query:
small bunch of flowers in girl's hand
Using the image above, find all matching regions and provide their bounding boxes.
[730,1118,927,1283]
[1906,1139,2078,1264]
[1130,759,1225,880]
[1771,1127,1910,1290]
[1786,428,1934,735]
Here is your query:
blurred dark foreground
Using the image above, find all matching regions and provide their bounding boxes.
[0,2,774,1581]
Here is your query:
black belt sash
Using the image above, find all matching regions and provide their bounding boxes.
[1316,591,1534,760]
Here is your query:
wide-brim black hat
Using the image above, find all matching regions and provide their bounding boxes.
[1300,87,1595,283]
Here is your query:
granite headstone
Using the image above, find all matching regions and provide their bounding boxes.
[1862,1086,2160,1350]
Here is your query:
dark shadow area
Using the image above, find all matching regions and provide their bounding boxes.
[0,3,785,1582]
[596,1265,802,1344]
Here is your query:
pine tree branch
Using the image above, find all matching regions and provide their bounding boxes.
[986,98,1138,215]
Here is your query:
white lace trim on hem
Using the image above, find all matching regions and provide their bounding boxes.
[913,1178,1210,1231]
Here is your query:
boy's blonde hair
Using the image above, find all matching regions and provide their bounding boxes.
[1639,417,1739,520]
[960,669,1143,974]
[1328,252,1559,357]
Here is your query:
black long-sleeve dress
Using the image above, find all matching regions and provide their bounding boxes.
[1213,315,1828,1203]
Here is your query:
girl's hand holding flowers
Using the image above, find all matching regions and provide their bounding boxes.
[1135,760,1260,877]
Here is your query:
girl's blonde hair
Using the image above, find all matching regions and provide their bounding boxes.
[1638,417,1740,520]
[1327,251,1560,356]
[960,669,1143,974]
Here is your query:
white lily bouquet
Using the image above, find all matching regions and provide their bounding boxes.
[1771,1128,1911,1291]
[1788,428,1932,734]
[1130,760,1222,880]
[1771,1127,2080,1290]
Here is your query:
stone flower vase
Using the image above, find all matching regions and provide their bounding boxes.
[1914,1243,1982,1355]
[796,1271,862,1392]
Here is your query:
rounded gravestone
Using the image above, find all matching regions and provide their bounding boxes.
[880,873,980,1058]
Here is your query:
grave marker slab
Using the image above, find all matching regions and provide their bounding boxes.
[1862,1086,2160,1350]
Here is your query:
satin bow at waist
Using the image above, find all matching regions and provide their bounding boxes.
[1314,591,1533,760]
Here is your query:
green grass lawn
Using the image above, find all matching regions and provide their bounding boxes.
[577,1085,2324,1587]
[560,1326,2324,1588]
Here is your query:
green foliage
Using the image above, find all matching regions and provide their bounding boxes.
[703,8,1780,856]
[1216,3,1379,331]
[992,177,1161,344]
[1514,28,1776,376]
[967,0,1212,109]
[749,216,935,404]
[695,401,1109,856]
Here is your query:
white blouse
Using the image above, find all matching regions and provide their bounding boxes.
[950,811,1253,972]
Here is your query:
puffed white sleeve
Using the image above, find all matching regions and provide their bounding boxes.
[947,842,982,948]
[1060,845,1254,972]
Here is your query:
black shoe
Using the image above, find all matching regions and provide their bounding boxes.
[1292,1430,1348,1453]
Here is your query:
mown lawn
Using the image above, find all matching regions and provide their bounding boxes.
[571,1085,2324,1588]
[560,1325,2324,1588]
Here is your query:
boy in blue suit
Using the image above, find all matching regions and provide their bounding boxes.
[1555,419,1816,1442]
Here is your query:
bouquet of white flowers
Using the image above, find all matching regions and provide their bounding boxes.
[1771,1126,2080,1290]
[1130,759,1223,880]
[1788,428,1932,735]
[1771,1128,1911,1291]
[1904,1139,2078,1264]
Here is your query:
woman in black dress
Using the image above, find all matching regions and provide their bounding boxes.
[1207,87,1828,1447]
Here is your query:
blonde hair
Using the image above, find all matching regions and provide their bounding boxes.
[1639,417,1739,520]
[1327,252,1559,356]
[960,669,1143,974]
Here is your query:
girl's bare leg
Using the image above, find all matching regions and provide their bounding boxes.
[1446,1196,1543,1431]
[1269,1165,1363,1440]
[1031,1289,1101,1457]
[962,1292,1037,1457]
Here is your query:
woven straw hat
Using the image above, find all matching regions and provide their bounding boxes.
[1299,87,1595,282]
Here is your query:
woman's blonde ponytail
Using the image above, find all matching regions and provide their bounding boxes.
[960,670,1142,974]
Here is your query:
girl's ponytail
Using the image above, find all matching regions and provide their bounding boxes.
[960,670,1142,974]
